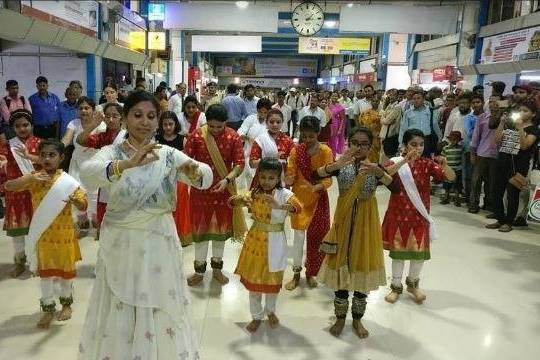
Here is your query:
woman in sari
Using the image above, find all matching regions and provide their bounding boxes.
[314,127,396,339]
[328,93,346,156]
[249,109,295,188]
[78,91,213,360]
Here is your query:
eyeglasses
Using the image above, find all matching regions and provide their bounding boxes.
[350,140,371,148]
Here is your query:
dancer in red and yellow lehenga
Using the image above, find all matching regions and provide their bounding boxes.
[183,104,245,287]
[0,109,41,277]
[283,116,333,290]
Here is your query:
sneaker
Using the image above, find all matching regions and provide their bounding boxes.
[485,221,502,229]
[498,224,513,232]
[486,213,497,219]
[468,207,480,214]
[512,217,528,227]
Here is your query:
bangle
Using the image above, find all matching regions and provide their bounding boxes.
[114,161,121,177]
[225,177,231,184]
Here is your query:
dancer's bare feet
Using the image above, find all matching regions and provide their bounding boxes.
[212,269,229,285]
[246,319,262,333]
[352,319,369,338]
[187,273,204,286]
[37,313,55,329]
[306,276,318,288]
[407,287,426,304]
[284,273,300,290]
[10,263,25,278]
[329,318,346,337]
[267,313,280,329]
[57,305,72,321]
[384,290,401,304]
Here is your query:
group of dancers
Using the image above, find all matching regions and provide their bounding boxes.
[0,90,455,359]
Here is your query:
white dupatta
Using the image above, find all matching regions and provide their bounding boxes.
[98,129,127,203]
[391,156,437,241]
[26,172,80,272]
[254,131,279,159]
[267,188,294,272]
[9,137,34,175]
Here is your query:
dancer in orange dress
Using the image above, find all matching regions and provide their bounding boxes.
[0,109,41,277]
[283,116,333,290]
[5,139,87,329]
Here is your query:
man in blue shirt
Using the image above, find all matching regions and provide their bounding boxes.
[58,86,79,138]
[28,76,61,139]
[399,90,442,157]
[463,94,484,208]
[222,84,248,131]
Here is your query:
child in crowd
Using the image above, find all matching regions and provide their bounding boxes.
[156,111,192,246]
[232,158,302,333]
[76,102,125,239]
[0,109,41,277]
[441,131,464,206]
[383,129,455,305]
[284,116,334,290]
[5,140,87,329]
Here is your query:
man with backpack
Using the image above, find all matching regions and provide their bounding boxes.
[0,80,32,135]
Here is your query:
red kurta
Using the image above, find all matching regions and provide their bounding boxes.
[0,136,41,236]
[381,157,445,260]
[249,131,295,189]
[183,126,245,243]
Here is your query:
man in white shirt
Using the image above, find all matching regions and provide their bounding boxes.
[354,84,375,122]
[299,88,311,109]
[339,89,354,135]
[168,82,187,116]
[399,86,416,113]
[285,87,305,137]
[299,96,327,135]
[444,93,472,140]
[272,90,292,133]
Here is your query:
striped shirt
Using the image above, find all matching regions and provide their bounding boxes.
[441,143,464,170]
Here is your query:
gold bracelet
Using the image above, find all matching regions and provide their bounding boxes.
[114,161,121,177]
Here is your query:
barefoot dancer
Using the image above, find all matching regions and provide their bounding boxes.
[0,109,41,277]
[315,127,395,338]
[5,140,87,329]
[184,104,246,286]
[233,158,302,333]
[284,116,333,290]
[382,129,455,304]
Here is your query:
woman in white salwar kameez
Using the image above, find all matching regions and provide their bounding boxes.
[78,91,212,360]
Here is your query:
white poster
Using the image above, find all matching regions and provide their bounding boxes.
[21,1,98,36]
[240,78,293,88]
[481,26,540,64]
[255,58,317,77]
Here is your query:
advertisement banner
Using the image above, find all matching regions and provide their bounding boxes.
[116,18,146,52]
[528,185,540,224]
[240,78,294,88]
[255,58,317,77]
[21,0,98,37]
[215,57,256,76]
[298,37,370,55]
[481,26,540,64]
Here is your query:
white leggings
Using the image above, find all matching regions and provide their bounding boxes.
[291,229,305,269]
[11,236,25,259]
[194,241,226,263]
[391,259,425,286]
[249,292,277,320]
[41,277,73,305]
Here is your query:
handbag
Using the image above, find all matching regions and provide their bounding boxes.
[508,156,529,190]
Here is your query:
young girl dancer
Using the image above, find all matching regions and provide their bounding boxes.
[382,129,456,304]
[0,109,41,277]
[250,109,295,188]
[233,158,302,333]
[314,127,395,338]
[156,111,192,246]
[284,116,334,290]
[5,139,87,329]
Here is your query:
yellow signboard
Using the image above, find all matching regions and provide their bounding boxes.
[298,37,370,55]
[129,31,146,50]
[148,32,166,50]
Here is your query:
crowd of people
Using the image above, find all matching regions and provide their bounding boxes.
[0,74,538,359]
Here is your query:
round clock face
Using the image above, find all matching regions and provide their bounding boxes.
[292,1,324,36]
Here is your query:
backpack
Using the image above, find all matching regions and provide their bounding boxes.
[4,95,26,108]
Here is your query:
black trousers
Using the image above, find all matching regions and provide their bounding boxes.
[34,124,58,140]
[289,110,298,137]
[492,155,526,225]
[469,156,497,209]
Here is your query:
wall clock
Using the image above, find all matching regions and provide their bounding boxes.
[291,1,324,37]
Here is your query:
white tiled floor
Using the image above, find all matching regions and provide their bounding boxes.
[1,187,539,360]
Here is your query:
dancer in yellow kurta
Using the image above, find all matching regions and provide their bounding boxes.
[233,158,302,333]
[284,115,334,290]
[5,139,87,330]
